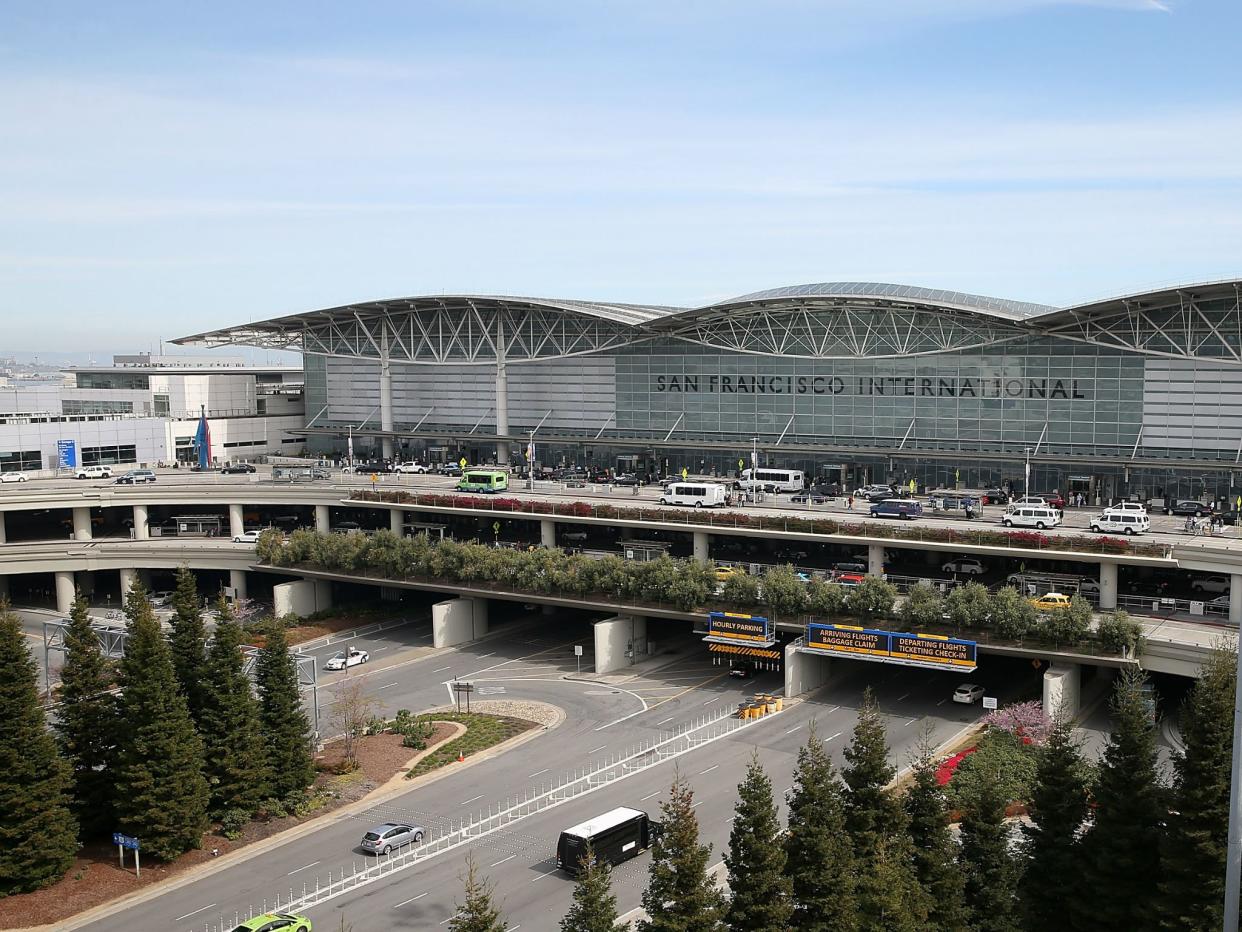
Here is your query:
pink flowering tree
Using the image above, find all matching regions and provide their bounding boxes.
[982,700,1052,746]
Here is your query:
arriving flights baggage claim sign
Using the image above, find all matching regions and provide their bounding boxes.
[805,623,976,672]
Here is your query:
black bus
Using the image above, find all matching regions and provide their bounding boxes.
[556,806,658,874]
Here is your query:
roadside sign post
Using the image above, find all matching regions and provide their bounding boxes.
[112,833,140,875]
[493,521,501,546]
[452,679,474,713]
[459,457,467,470]
[574,644,583,675]
[982,696,998,711]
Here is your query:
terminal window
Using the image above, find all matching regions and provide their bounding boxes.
[0,449,40,472]
[81,444,138,466]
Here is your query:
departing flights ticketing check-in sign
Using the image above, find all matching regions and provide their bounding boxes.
[806,623,977,672]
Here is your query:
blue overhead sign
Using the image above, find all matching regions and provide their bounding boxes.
[804,623,977,672]
[57,440,77,468]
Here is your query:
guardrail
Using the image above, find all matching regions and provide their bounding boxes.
[198,701,784,930]
[292,615,425,652]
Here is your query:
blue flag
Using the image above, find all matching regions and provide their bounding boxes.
[192,407,211,469]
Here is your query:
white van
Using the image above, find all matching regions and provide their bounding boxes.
[1002,505,1061,530]
[1090,512,1150,535]
[1103,501,1148,517]
[659,482,729,508]
[735,468,804,493]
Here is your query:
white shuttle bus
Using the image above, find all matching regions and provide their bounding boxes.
[659,482,729,508]
[735,468,805,493]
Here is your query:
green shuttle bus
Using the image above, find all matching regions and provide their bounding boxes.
[456,469,509,493]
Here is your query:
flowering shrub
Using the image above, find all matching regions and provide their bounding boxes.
[935,747,978,786]
[982,700,1053,746]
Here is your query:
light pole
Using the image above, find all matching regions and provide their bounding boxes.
[527,430,535,491]
[1024,446,1032,496]
[751,436,759,502]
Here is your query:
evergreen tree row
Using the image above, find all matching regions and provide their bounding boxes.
[0,566,317,894]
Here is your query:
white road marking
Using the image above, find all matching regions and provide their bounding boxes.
[378,682,399,690]
[641,790,660,801]
[784,724,802,735]
[373,646,390,651]
[827,732,842,741]
[476,652,496,659]
[433,666,451,673]
[440,913,462,925]
[174,903,217,921]
[394,892,429,908]
[897,692,910,701]
[937,698,948,706]
[504,925,521,931]
[656,716,675,725]
[691,801,703,809]
[490,854,517,867]
[827,705,840,713]
[700,764,719,775]
[904,718,917,726]
[461,794,484,806]
[287,860,319,875]
[703,697,720,705]
[531,869,558,882]
[588,745,607,755]
[528,769,549,778]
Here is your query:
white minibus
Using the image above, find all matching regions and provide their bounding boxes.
[735,468,805,493]
[659,482,729,508]
[1001,505,1062,530]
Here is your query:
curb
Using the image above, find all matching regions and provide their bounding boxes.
[43,705,565,932]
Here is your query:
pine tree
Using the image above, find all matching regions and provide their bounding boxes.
[853,835,930,932]
[1079,667,1165,930]
[112,583,210,860]
[54,590,118,838]
[0,605,78,893]
[168,565,208,725]
[639,771,725,932]
[561,843,625,932]
[256,621,315,797]
[725,752,791,932]
[842,687,903,858]
[959,780,1020,932]
[1160,646,1236,931]
[784,725,858,932]
[449,853,506,932]
[199,597,270,816]
[1021,717,1090,932]
[904,736,968,930]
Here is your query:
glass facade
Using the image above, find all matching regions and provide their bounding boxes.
[62,399,134,415]
[74,373,150,390]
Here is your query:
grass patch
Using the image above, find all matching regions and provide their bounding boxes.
[407,713,534,778]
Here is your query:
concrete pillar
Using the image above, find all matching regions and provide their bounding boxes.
[379,343,395,463]
[390,508,405,537]
[432,597,490,648]
[132,503,148,540]
[119,567,137,595]
[495,315,509,466]
[1098,561,1118,611]
[0,511,6,545]
[72,506,92,542]
[785,641,830,698]
[315,504,330,534]
[229,569,248,601]
[593,615,647,674]
[229,503,245,540]
[540,519,556,549]
[1042,663,1082,720]
[693,531,709,565]
[1231,574,1242,627]
[867,543,885,577]
[273,579,333,617]
[55,570,75,613]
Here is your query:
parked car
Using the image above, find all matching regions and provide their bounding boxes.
[952,683,985,704]
[854,484,894,498]
[333,520,362,532]
[942,557,986,575]
[561,530,588,543]
[1034,492,1066,509]
[1103,501,1148,516]
[228,912,312,932]
[360,821,425,855]
[75,465,112,479]
[1190,574,1231,595]
[309,467,332,480]
[832,561,868,575]
[1029,592,1072,612]
[114,469,157,484]
[220,463,257,474]
[613,473,642,486]
[728,666,752,679]
[324,648,370,671]
[438,464,464,477]
[1170,500,1214,518]
[715,564,747,583]
[0,471,28,483]
[233,529,262,544]
[790,490,830,504]
[394,461,430,474]
[981,488,1009,505]
[833,571,867,587]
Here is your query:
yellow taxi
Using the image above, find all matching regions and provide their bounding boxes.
[1029,592,1072,612]
[715,564,747,583]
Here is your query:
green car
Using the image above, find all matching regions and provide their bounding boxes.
[229,913,311,932]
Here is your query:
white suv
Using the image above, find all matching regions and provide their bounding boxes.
[394,462,430,474]
[75,465,112,480]
[1103,501,1148,517]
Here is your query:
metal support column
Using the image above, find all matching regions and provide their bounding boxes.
[495,311,510,465]
[379,325,395,462]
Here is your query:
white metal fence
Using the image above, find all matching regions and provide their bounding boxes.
[196,701,784,930]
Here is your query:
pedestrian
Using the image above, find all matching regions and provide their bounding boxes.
[847,495,854,510]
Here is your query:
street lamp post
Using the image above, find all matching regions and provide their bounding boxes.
[750,436,759,502]
[1024,446,1032,495]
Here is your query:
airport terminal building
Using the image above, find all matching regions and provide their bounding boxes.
[180,279,1242,503]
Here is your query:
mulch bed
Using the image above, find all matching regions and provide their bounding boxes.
[0,726,458,930]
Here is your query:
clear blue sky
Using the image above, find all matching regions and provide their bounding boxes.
[2,0,1239,351]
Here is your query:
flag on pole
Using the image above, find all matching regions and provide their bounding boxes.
[192,405,211,470]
